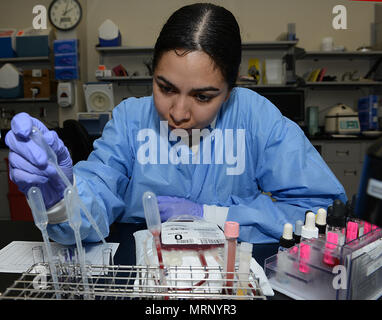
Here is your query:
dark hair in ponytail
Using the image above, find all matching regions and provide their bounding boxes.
[153,3,242,89]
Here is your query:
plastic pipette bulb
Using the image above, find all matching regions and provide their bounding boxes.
[316,208,327,236]
[301,211,318,240]
[279,223,295,250]
[293,220,303,244]
[142,191,161,234]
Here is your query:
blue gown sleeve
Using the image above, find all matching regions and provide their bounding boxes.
[227,97,347,244]
[46,101,134,245]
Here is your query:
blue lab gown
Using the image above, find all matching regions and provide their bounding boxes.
[47,87,347,244]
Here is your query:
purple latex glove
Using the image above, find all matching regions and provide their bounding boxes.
[5,112,73,209]
[156,196,203,222]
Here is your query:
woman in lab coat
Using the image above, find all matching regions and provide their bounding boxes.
[5,3,346,245]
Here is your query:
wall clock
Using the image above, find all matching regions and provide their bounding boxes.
[48,0,82,31]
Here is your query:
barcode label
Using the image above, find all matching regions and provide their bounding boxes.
[200,239,224,245]
[161,220,225,246]
[176,239,195,244]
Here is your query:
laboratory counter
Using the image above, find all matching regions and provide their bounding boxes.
[0,220,288,300]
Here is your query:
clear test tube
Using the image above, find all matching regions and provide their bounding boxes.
[236,242,253,296]
[223,221,239,294]
[32,246,45,265]
[142,191,167,296]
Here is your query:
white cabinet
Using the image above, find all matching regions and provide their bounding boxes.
[311,140,374,199]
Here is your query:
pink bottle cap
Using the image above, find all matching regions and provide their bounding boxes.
[224,221,239,238]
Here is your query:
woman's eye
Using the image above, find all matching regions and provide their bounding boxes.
[159,84,174,94]
[195,94,212,103]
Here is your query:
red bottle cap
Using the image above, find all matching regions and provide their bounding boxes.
[224,221,239,238]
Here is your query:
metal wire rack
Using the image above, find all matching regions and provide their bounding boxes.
[0,263,266,300]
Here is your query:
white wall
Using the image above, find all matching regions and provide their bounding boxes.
[0,0,378,126]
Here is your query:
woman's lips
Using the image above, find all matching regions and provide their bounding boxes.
[169,125,191,130]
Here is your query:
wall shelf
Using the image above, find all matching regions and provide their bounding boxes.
[96,77,299,90]
[241,41,298,51]
[237,82,298,90]
[95,41,299,54]
[304,81,382,88]
[95,46,153,54]
[0,56,50,63]
[0,97,56,103]
[299,51,382,60]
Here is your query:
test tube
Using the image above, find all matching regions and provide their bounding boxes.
[223,221,239,294]
[236,242,253,296]
[32,246,45,265]
[142,191,167,293]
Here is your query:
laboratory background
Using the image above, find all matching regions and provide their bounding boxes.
[0,0,381,302]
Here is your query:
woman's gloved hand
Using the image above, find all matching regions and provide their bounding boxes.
[156,196,203,222]
[5,112,73,209]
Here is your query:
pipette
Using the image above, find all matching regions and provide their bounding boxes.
[223,221,239,294]
[64,187,91,299]
[30,126,107,247]
[142,191,167,290]
[27,187,61,299]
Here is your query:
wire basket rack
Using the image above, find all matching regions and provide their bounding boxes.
[0,263,266,300]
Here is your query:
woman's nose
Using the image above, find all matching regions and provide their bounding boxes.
[170,96,191,124]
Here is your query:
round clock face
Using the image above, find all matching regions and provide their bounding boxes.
[48,0,82,31]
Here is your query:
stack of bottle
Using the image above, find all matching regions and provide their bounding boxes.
[267,197,382,299]
[278,197,380,253]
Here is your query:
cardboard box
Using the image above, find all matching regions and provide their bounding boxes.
[16,28,52,57]
[0,29,16,58]
[23,69,56,99]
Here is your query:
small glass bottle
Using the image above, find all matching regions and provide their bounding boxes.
[301,211,319,242]
[326,199,347,246]
[346,196,364,238]
[293,220,303,244]
[315,208,327,240]
[279,223,295,251]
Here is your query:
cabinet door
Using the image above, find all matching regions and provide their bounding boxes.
[327,163,362,199]
[323,143,361,163]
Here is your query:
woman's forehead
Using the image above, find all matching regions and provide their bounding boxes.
[154,50,226,87]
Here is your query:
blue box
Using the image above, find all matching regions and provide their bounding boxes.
[98,32,121,47]
[16,28,51,57]
[0,29,16,58]
[54,39,78,54]
[54,53,78,67]
[358,95,379,131]
[54,66,79,80]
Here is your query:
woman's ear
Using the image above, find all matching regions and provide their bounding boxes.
[224,71,239,102]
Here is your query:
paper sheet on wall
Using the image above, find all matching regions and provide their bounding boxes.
[0,241,119,273]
